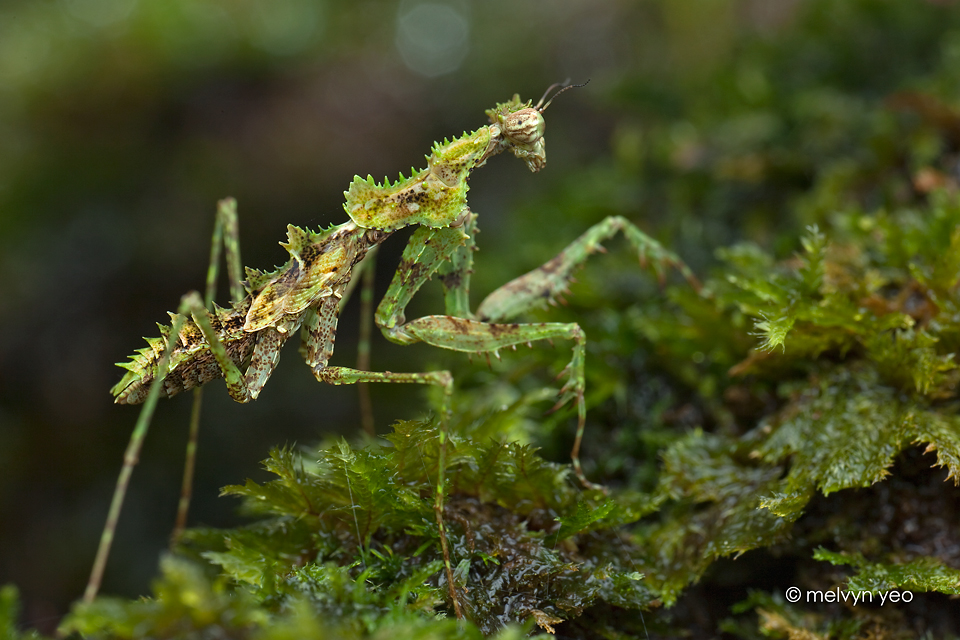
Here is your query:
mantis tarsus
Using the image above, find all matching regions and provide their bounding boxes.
[86,82,697,618]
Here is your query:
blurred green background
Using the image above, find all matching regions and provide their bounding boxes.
[3,0,960,633]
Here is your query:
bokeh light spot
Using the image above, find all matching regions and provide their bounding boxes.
[395,1,469,78]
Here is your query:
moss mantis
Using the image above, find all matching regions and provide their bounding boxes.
[85,82,696,617]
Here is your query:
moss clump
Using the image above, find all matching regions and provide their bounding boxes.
[10,1,960,638]
[62,401,652,638]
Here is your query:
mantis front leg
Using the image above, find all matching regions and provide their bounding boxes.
[378,215,697,493]
[372,219,603,578]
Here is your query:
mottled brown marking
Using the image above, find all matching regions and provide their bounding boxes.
[115,223,391,405]
[488,323,507,338]
[448,316,470,334]
[540,254,565,275]
[439,271,462,290]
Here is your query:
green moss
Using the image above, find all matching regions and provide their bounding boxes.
[814,548,960,596]
[23,0,960,637]
[64,556,543,640]
[1,586,46,640]
[63,404,652,637]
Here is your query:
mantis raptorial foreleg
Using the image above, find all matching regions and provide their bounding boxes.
[377,215,697,492]
[95,85,700,622]
[368,217,588,488]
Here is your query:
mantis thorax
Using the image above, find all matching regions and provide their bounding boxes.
[343,93,558,233]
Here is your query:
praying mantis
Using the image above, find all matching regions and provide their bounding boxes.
[85,82,696,617]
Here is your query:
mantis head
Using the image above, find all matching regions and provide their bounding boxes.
[486,80,588,172]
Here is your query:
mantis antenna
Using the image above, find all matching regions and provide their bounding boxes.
[90,86,696,621]
[535,78,590,112]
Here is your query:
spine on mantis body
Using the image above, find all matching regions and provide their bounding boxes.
[112,92,547,404]
[343,128,493,232]
[344,94,546,232]
[112,222,375,405]
[111,298,255,405]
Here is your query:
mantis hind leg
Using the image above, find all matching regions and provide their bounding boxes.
[175,198,246,543]
[87,200,251,602]
[86,297,193,602]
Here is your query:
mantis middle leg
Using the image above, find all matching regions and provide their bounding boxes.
[299,290,462,619]
[376,214,696,491]
[475,215,699,323]
[473,215,699,480]
[367,216,594,499]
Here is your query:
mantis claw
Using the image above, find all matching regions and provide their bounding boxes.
[93,85,695,616]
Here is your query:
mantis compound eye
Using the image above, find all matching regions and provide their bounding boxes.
[503,108,545,145]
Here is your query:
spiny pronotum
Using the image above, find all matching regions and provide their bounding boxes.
[88,81,697,622]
